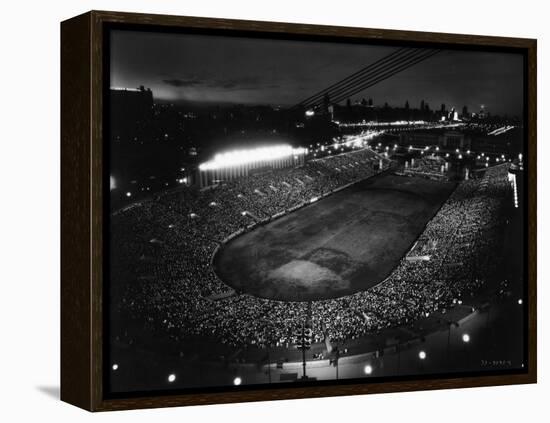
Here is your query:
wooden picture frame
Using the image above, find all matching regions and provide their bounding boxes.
[61,10,536,411]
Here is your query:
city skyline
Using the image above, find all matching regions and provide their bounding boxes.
[110,30,524,116]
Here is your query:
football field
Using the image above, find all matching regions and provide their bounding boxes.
[214,173,456,301]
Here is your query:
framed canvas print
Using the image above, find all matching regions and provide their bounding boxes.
[60,10,536,411]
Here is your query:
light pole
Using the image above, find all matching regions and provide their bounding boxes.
[295,323,311,380]
[461,333,470,369]
[418,350,427,373]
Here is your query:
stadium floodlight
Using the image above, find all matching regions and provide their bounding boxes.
[233,377,242,386]
[363,364,373,375]
[168,374,176,383]
[125,191,132,197]
[305,109,315,117]
[199,145,306,171]
[418,350,427,360]
[462,334,470,343]
[112,364,118,371]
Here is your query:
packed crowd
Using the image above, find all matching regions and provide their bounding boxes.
[111,152,512,350]
[403,154,447,180]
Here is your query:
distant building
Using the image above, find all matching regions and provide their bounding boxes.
[440,131,471,150]
[110,86,154,140]
[399,131,441,148]
[478,107,488,119]
[399,130,472,152]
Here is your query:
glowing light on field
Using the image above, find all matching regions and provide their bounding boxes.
[462,334,470,343]
[168,374,176,383]
[112,364,118,371]
[305,110,315,117]
[310,197,319,203]
[110,176,116,191]
[233,377,242,386]
[363,365,373,375]
[418,351,427,360]
[199,145,306,171]
[125,191,132,197]
[518,299,523,305]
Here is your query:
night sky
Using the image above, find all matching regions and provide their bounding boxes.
[110,29,524,116]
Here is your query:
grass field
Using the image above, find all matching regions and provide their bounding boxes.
[214,173,456,301]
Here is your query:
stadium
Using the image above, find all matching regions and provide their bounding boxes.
[108,137,524,392]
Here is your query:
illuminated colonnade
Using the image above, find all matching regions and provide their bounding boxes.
[197,145,307,188]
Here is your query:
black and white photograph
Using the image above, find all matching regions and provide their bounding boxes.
[105,26,528,396]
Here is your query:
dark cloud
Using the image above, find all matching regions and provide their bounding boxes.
[207,76,263,90]
[162,76,266,91]
[162,78,204,88]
